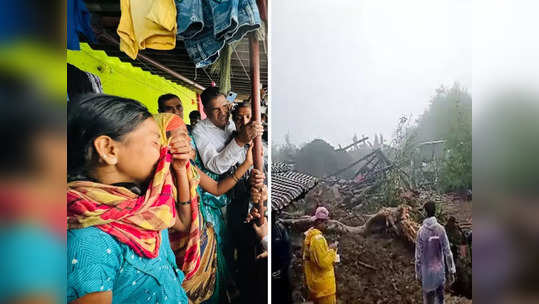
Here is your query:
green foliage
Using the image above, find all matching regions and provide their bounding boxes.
[414,83,472,192]
[440,100,472,191]
[415,83,472,143]
[381,116,416,205]
[390,115,418,168]
[382,84,472,195]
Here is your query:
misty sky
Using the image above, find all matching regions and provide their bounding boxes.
[271,0,471,147]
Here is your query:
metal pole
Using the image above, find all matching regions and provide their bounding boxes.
[256,0,267,23]
[249,32,264,224]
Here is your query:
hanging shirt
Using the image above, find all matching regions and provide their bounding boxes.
[415,217,456,292]
[191,118,247,175]
[67,0,96,50]
[303,228,337,299]
[117,0,177,59]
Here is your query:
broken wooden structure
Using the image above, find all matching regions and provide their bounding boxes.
[335,136,369,152]
[328,149,393,182]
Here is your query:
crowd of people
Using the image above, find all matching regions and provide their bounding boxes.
[67,86,268,304]
[66,69,458,304]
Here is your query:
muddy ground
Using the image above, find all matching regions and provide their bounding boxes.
[279,181,472,304]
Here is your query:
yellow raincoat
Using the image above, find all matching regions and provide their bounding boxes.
[303,228,337,303]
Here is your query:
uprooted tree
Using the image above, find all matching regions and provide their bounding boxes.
[281,204,419,245]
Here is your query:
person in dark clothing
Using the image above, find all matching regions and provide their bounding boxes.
[67,63,103,101]
[261,112,268,143]
[226,102,267,304]
[187,110,201,133]
[226,170,259,303]
[271,212,293,304]
[246,203,269,304]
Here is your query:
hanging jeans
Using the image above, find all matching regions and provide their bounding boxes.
[223,0,261,44]
[176,0,204,39]
[180,0,261,68]
[210,0,239,39]
[182,0,225,68]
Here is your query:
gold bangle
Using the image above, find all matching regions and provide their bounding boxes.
[232,174,239,182]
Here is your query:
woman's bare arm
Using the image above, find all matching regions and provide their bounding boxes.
[169,133,194,232]
[172,164,192,232]
[198,145,254,196]
[70,291,112,304]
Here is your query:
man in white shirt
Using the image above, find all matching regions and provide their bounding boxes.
[192,87,263,175]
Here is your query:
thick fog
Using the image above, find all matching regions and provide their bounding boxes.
[271,0,471,147]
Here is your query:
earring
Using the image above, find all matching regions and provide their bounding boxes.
[108,157,118,165]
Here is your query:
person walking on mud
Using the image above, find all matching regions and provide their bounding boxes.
[415,201,456,304]
[303,207,339,304]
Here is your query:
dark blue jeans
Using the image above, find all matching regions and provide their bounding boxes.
[179,0,261,68]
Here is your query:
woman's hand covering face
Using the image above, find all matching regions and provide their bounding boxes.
[168,126,192,171]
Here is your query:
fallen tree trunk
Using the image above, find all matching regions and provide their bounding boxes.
[280,216,365,234]
[280,204,420,245]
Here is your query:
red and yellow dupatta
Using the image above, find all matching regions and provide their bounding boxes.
[67,114,183,259]
[67,146,177,258]
[154,113,203,281]
[157,114,220,302]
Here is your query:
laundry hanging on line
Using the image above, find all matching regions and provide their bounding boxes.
[67,0,96,50]
[176,0,262,68]
[117,0,178,59]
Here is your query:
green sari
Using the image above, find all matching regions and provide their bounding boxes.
[190,136,231,304]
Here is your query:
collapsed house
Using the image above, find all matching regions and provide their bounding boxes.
[271,146,472,303]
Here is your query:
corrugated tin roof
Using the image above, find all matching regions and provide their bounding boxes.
[271,162,293,174]
[271,162,318,211]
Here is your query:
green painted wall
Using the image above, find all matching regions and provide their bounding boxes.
[67,43,198,123]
